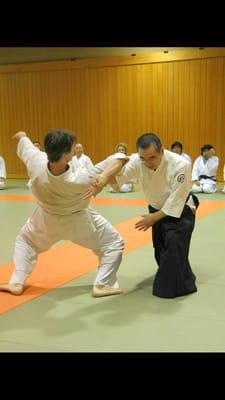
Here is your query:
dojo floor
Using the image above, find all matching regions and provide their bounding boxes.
[0,179,225,352]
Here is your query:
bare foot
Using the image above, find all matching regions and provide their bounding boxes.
[92,285,123,298]
[0,283,24,295]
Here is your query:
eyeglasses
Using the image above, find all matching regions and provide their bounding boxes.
[139,156,158,162]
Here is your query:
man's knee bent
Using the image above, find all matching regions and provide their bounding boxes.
[103,238,125,254]
[114,238,125,251]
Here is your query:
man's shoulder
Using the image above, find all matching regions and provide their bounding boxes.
[84,154,92,161]
[128,153,139,162]
[29,151,48,169]
[183,153,192,161]
[165,150,190,169]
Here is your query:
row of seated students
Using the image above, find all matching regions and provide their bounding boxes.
[72,141,221,193]
[1,139,225,194]
[71,142,135,193]
[108,140,223,194]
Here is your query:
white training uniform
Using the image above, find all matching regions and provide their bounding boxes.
[71,154,94,171]
[9,137,128,289]
[109,179,133,193]
[0,156,6,189]
[180,152,192,164]
[109,172,134,193]
[92,153,134,193]
[27,179,32,189]
[85,150,198,299]
[191,155,219,193]
[222,164,225,194]
[94,150,193,217]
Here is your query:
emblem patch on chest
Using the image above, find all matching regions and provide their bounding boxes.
[177,174,185,183]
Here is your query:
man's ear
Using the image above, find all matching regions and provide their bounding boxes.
[64,152,71,162]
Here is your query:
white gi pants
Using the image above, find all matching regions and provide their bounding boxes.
[27,179,32,189]
[9,207,124,288]
[119,183,133,193]
[0,157,6,177]
[0,178,5,189]
[192,178,217,193]
[109,183,133,193]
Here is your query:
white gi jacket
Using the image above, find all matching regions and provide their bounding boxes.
[71,154,93,171]
[192,155,219,182]
[123,150,192,218]
[181,153,192,164]
[0,156,6,179]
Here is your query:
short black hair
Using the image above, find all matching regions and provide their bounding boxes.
[171,141,183,151]
[201,144,214,155]
[44,129,76,162]
[136,133,162,152]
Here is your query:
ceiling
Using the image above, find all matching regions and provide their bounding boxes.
[0,47,197,65]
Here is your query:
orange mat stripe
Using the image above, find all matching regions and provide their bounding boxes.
[0,200,225,315]
[1,194,225,210]
[91,198,148,206]
[0,194,36,202]
[0,194,147,206]
[196,200,225,219]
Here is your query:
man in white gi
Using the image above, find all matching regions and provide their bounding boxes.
[222,164,225,193]
[87,133,199,299]
[171,141,192,164]
[0,130,128,298]
[71,143,93,171]
[0,155,7,189]
[192,144,219,193]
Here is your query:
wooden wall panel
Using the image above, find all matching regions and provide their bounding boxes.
[0,51,224,180]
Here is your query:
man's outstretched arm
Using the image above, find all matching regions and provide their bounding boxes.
[83,158,127,199]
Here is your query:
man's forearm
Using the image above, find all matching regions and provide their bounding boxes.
[152,210,167,224]
[99,159,127,186]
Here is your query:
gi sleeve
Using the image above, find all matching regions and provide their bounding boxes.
[88,152,129,179]
[191,157,200,181]
[17,137,47,177]
[123,153,141,181]
[161,162,192,218]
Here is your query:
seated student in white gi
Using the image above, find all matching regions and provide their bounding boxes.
[0,130,128,298]
[171,141,192,164]
[222,164,225,194]
[108,143,135,193]
[192,144,219,193]
[0,155,6,189]
[71,143,93,171]
[27,141,41,188]
[86,133,199,299]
